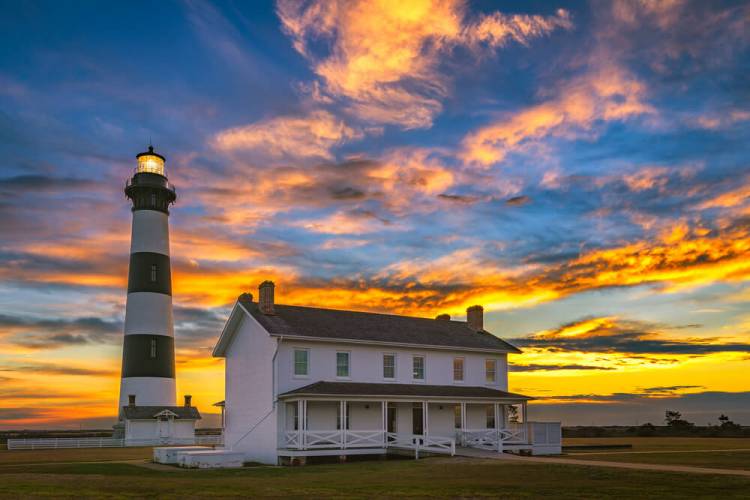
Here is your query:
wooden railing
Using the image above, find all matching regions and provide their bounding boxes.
[458,422,561,450]
[282,430,455,456]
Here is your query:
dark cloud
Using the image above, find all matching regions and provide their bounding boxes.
[511,316,750,356]
[505,195,530,206]
[0,175,94,192]
[0,362,115,376]
[509,363,616,372]
[0,408,49,421]
[528,391,750,425]
[0,314,122,349]
[438,193,481,204]
[640,385,704,394]
[329,186,366,200]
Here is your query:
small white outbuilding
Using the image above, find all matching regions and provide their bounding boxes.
[120,394,201,444]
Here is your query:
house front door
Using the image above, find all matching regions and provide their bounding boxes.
[412,404,423,435]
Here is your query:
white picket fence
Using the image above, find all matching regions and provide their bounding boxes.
[6,434,223,450]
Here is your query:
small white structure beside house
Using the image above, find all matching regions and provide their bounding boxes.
[119,394,201,445]
[213,281,562,465]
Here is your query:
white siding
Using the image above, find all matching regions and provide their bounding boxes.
[224,314,279,464]
[277,341,508,394]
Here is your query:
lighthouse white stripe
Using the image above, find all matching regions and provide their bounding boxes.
[118,377,176,408]
[130,210,170,255]
[124,292,174,337]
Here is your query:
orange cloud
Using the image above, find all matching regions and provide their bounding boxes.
[462,65,653,166]
[278,0,571,128]
[212,110,363,159]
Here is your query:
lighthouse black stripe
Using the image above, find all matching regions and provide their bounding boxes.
[121,334,175,378]
[127,252,172,295]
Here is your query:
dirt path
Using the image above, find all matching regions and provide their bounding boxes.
[455,448,750,477]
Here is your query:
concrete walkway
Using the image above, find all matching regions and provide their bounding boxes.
[454,447,750,478]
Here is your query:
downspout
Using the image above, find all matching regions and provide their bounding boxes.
[272,336,283,405]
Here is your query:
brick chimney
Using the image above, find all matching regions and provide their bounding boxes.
[435,314,450,321]
[466,305,483,331]
[184,395,192,407]
[259,280,275,315]
[239,292,253,302]
[128,394,136,407]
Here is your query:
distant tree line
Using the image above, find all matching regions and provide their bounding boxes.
[563,411,749,438]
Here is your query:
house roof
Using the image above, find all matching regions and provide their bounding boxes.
[213,295,521,356]
[121,405,202,420]
[279,381,531,401]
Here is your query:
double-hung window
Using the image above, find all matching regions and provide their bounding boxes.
[293,349,309,377]
[453,357,464,382]
[336,351,350,378]
[383,353,396,379]
[412,356,425,381]
[485,359,497,383]
[454,405,462,429]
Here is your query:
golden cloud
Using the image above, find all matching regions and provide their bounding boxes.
[212,109,363,159]
[278,0,571,128]
[461,65,653,166]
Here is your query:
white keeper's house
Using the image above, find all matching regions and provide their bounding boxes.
[212,281,561,465]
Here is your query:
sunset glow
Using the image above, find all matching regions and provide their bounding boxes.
[1,0,749,429]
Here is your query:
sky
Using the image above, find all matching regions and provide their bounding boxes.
[1,0,749,429]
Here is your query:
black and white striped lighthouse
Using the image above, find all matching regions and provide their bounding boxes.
[118,146,177,411]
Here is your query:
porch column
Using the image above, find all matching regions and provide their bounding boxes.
[522,401,529,444]
[297,399,303,450]
[423,401,429,437]
[339,400,346,449]
[460,402,467,446]
[494,403,501,452]
[381,400,387,447]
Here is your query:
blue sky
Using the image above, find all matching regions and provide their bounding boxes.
[1,0,749,428]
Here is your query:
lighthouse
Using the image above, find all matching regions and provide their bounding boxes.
[118,146,177,410]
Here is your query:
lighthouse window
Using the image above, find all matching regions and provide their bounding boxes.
[150,339,157,358]
[150,264,157,282]
[151,193,157,206]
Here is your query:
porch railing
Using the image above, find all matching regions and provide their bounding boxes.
[458,422,561,450]
[282,430,455,456]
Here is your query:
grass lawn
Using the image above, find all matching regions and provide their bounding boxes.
[1,452,750,499]
[0,447,153,465]
[562,437,750,470]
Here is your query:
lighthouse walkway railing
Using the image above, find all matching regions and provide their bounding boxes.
[6,435,223,450]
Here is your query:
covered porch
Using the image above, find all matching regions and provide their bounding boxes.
[277,382,561,459]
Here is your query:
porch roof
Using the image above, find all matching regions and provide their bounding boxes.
[279,381,531,401]
[121,405,202,420]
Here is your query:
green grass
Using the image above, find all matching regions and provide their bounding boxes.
[1,455,749,499]
[0,447,153,465]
